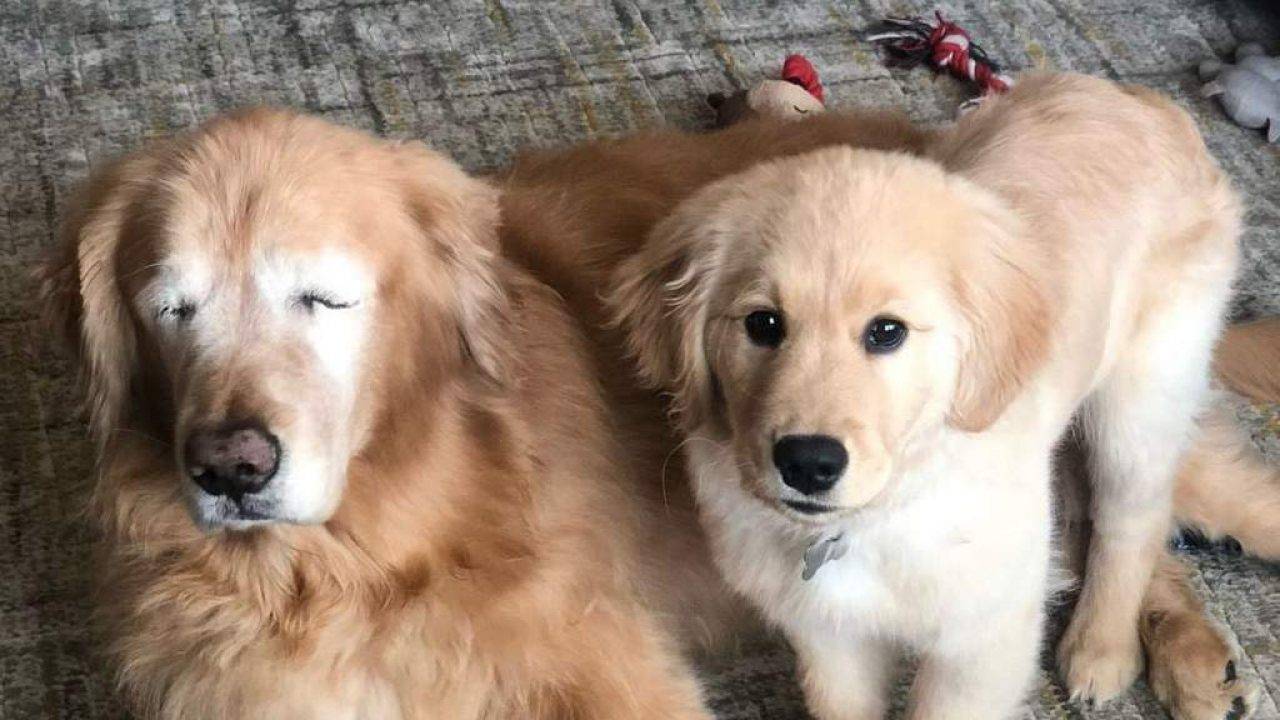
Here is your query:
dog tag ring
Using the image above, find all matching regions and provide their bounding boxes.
[802,532,848,581]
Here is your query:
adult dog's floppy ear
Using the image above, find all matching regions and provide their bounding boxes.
[392,141,510,384]
[606,192,727,430]
[37,150,162,449]
[946,184,1055,432]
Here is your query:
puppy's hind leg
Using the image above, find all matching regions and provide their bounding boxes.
[1059,290,1228,705]
[1055,435,1260,718]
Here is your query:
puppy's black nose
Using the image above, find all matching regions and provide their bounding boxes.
[184,421,280,500]
[773,435,848,496]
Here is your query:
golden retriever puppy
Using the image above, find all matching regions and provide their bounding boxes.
[603,74,1241,717]
[38,109,730,720]
[502,101,1275,720]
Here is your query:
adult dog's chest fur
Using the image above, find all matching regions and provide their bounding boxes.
[97,488,552,720]
[108,556,504,719]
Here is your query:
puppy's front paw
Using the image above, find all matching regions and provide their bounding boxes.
[1057,621,1143,705]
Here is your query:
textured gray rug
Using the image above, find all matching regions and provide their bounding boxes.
[1,1,1277,718]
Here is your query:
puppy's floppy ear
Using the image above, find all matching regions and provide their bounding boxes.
[36,151,160,449]
[392,142,509,383]
[947,185,1055,432]
[607,193,727,430]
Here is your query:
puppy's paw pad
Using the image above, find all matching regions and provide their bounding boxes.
[1165,673,1260,720]
[1220,680,1260,720]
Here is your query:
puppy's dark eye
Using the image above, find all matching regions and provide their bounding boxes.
[864,316,907,354]
[297,292,356,312]
[745,310,785,348]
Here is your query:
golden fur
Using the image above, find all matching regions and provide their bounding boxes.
[928,77,1240,709]
[1174,318,1280,561]
[1140,555,1257,720]
[1213,318,1280,404]
[502,77,1266,718]
[41,109,727,720]
[42,96,1278,719]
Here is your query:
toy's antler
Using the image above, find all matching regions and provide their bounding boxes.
[782,54,825,103]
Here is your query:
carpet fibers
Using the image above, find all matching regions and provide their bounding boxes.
[1,1,1277,718]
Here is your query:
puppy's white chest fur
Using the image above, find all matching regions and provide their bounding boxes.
[688,432,1052,647]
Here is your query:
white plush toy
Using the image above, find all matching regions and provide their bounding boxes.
[1200,43,1280,143]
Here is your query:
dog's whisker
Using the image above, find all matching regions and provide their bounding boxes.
[118,260,170,282]
[660,430,721,509]
[111,426,171,448]
[658,433,728,514]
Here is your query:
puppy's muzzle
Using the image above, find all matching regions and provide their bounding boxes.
[184,420,281,501]
[773,434,847,496]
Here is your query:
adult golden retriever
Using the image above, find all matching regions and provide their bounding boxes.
[40,109,738,719]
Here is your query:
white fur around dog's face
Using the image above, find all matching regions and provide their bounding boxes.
[124,157,390,530]
[138,226,376,528]
[54,110,506,532]
[707,166,965,517]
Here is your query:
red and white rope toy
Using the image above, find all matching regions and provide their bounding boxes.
[868,12,1013,95]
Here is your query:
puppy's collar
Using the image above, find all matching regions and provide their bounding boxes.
[802,531,848,581]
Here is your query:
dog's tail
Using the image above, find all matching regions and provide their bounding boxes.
[1213,319,1280,404]
[1173,319,1280,559]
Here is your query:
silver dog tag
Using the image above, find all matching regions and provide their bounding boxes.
[802,532,848,581]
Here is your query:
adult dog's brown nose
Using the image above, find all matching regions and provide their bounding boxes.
[184,421,281,500]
